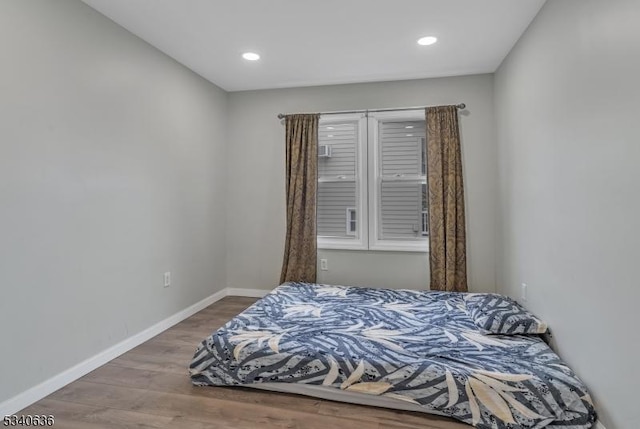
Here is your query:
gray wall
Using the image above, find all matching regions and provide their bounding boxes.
[227,75,497,292]
[0,0,228,405]
[494,0,640,428]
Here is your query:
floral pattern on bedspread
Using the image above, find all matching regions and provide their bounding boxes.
[190,282,596,429]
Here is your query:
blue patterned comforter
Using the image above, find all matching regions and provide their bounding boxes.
[190,282,596,429]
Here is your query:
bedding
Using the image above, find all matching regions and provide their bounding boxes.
[464,293,548,334]
[190,282,596,429]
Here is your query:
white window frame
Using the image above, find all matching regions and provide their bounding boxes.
[317,114,368,250]
[346,207,356,236]
[367,110,428,252]
[422,210,429,236]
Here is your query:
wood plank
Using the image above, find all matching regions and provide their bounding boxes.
[108,350,192,375]
[50,381,386,429]
[82,364,346,417]
[22,398,171,429]
[80,364,468,429]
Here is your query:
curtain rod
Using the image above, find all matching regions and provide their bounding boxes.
[276,103,466,119]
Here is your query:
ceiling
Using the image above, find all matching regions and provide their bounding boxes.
[82,0,546,92]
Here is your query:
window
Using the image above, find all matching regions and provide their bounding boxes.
[316,114,367,249]
[346,208,356,235]
[317,110,428,252]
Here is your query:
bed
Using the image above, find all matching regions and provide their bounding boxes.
[190,282,597,429]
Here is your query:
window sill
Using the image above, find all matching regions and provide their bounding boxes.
[317,237,367,251]
[317,244,369,251]
[318,238,428,253]
[368,242,429,253]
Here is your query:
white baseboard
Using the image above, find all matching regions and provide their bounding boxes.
[594,421,606,429]
[0,288,227,416]
[226,287,271,298]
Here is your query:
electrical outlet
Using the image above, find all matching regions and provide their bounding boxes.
[164,272,171,288]
[521,283,527,302]
[320,259,328,271]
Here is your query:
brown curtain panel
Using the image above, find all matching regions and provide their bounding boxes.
[426,106,468,292]
[280,114,319,284]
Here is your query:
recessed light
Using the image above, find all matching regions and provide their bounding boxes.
[417,36,438,46]
[406,134,414,137]
[327,134,334,137]
[327,127,334,130]
[242,52,260,61]
[405,125,414,129]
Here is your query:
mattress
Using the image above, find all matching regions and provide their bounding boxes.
[248,382,427,413]
[190,282,596,429]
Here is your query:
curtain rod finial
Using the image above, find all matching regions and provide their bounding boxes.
[278,114,285,119]
[457,103,466,110]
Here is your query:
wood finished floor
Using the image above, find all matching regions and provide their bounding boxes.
[22,296,469,429]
